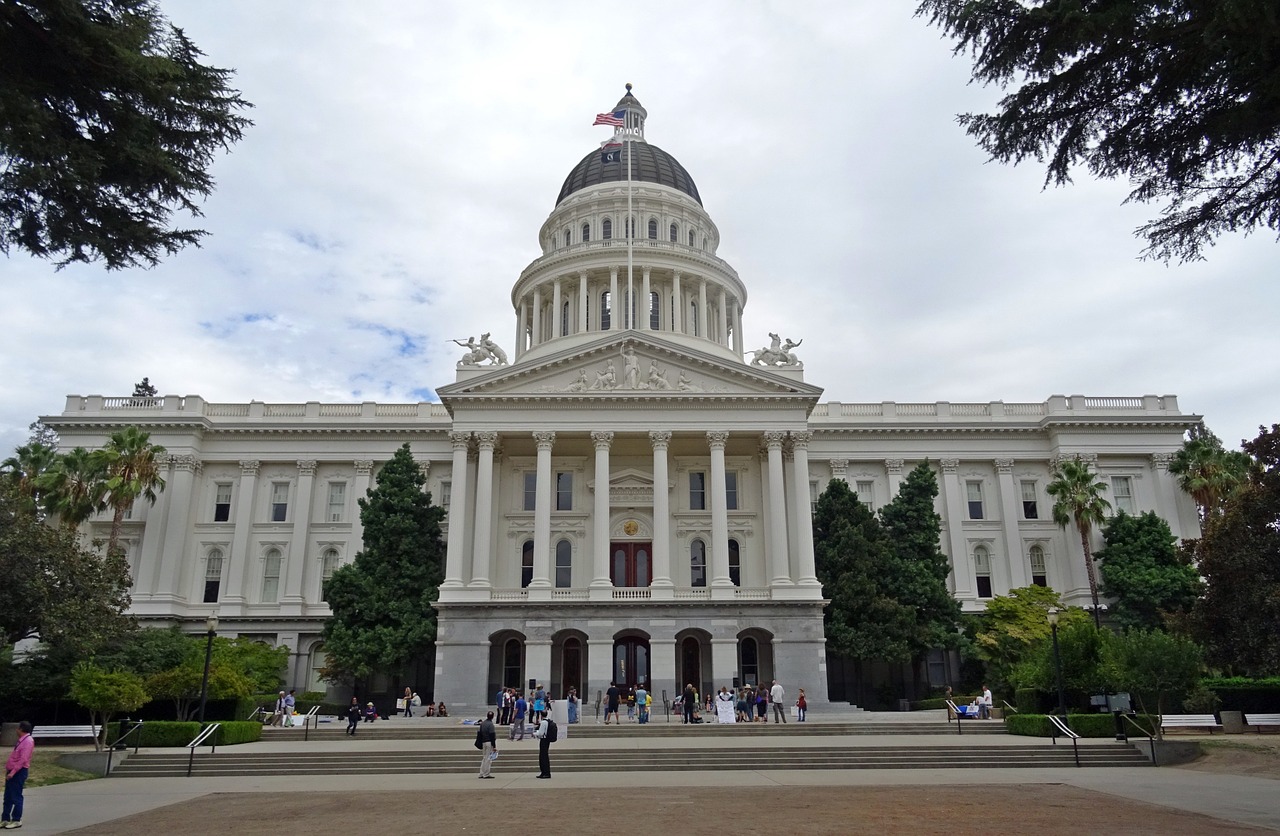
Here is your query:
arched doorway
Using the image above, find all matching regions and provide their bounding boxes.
[613,636,650,692]
[561,636,584,697]
[679,636,702,694]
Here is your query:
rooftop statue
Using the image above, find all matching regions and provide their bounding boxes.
[453,333,508,367]
[750,332,803,367]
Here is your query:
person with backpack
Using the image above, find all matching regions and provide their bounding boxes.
[533,710,558,778]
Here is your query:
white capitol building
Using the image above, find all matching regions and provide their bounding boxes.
[47,88,1200,710]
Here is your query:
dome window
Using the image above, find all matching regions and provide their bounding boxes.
[603,218,612,240]
[564,227,571,247]
[601,291,612,329]
[688,229,696,247]
[669,223,678,243]
[647,218,658,240]
[582,223,590,243]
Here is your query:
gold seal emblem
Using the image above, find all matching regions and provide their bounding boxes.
[623,520,639,536]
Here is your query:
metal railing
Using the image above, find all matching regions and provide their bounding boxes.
[944,700,974,735]
[186,723,221,777]
[300,706,321,741]
[1047,715,1081,767]
[1120,714,1160,766]
[1002,699,1018,714]
[104,720,145,777]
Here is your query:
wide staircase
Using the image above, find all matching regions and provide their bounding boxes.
[109,718,1152,777]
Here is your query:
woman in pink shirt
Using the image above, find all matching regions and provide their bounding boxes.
[3,720,34,829]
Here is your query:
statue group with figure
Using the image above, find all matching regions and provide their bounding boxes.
[453,333,509,367]
[750,332,803,367]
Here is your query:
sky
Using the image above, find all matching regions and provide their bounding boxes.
[3,1,1278,458]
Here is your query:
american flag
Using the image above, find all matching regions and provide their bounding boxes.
[593,110,625,127]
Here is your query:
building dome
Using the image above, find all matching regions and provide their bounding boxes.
[555,142,703,207]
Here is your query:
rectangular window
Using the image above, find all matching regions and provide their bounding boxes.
[856,480,874,510]
[810,480,820,514]
[1021,480,1039,519]
[440,480,451,508]
[261,551,282,603]
[1111,476,1135,514]
[213,483,232,522]
[725,471,739,511]
[270,482,289,522]
[203,552,224,604]
[556,472,573,511]
[690,471,706,511]
[327,482,345,523]
[974,547,993,598]
[966,481,985,520]
[523,471,537,511]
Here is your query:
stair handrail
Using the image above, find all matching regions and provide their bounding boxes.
[246,705,268,722]
[104,719,145,777]
[1001,699,1018,714]
[186,722,222,777]
[302,705,320,741]
[944,699,968,735]
[1047,714,1081,767]
[1120,713,1159,766]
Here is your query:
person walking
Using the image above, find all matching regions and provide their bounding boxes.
[533,712,558,778]
[345,697,361,735]
[980,684,993,720]
[476,711,498,779]
[604,682,621,725]
[283,689,297,726]
[796,688,808,722]
[271,690,287,726]
[566,687,579,724]
[403,687,415,718]
[770,680,787,724]
[509,692,527,740]
[634,685,648,724]
[3,721,34,830]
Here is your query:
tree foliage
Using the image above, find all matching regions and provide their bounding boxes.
[973,585,1088,691]
[1170,424,1254,521]
[96,426,166,557]
[320,444,445,682]
[1017,618,1110,698]
[0,482,133,653]
[1191,423,1280,676]
[1103,629,1204,730]
[0,0,253,269]
[1097,511,1203,632]
[1,440,59,515]
[68,661,148,750]
[1046,456,1111,616]
[39,446,107,528]
[916,1,1280,262]
[146,658,253,720]
[132,377,158,398]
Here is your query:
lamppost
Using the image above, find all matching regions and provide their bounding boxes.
[1047,607,1067,717]
[1089,602,1107,630]
[197,615,219,723]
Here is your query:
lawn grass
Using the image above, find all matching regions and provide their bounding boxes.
[27,749,99,787]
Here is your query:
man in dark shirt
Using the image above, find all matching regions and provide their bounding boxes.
[477,711,498,778]
[604,682,621,725]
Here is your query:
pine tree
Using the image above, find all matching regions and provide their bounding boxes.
[321,444,445,682]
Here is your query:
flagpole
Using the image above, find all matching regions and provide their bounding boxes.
[626,119,633,330]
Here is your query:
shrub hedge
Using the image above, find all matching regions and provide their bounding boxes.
[107,720,262,747]
[1005,713,1157,738]
[911,697,979,711]
[1202,678,1280,714]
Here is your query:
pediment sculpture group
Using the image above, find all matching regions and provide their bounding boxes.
[565,346,700,392]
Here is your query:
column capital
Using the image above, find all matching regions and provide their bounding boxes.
[297,460,318,476]
[354,460,374,475]
[449,431,471,450]
[534,431,557,450]
[706,430,729,449]
[474,431,499,449]
[884,458,904,474]
[239,459,260,475]
[1151,451,1175,471]
[789,430,813,449]
[994,458,1015,473]
[939,458,960,472]
[648,430,672,449]
[591,430,614,450]
[172,454,200,473]
[829,458,849,477]
[763,431,787,450]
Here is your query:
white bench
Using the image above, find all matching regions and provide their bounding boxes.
[1160,714,1222,734]
[30,724,101,741]
[1245,713,1280,733]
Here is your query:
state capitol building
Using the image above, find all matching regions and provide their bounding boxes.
[46,88,1200,711]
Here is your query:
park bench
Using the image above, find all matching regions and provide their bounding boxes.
[1160,714,1222,734]
[1244,713,1280,733]
[30,724,101,742]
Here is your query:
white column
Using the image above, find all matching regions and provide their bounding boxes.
[707,431,732,588]
[442,432,470,588]
[885,458,905,498]
[650,431,673,588]
[764,432,792,586]
[711,638,738,687]
[717,287,728,345]
[516,300,526,359]
[732,300,744,355]
[609,268,619,330]
[530,431,556,588]
[672,271,683,334]
[578,272,588,334]
[790,432,820,586]
[281,459,316,607]
[531,285,543,346]
[551,278,562,338]
[588,638,614,703]
[350,460,373,550]
[996,458,1028,590]
[470,432,498,588]
[697,279,708,338]
[155,455,197,601]
[626,267,634,329]
[939,458,973,596]
[591,431,614,588]
[641,268,651,330]
[223,459,258,608]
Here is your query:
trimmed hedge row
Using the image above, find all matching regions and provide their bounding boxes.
[1005,713,1157,738]
[911,697,981,711]
[107,720,263,747]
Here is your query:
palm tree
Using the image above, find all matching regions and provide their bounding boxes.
[94,427,166,557]
[1046,456,1112,623]
[1,442,59,515]
[1168,427,1252,520]
[40,447,108,529]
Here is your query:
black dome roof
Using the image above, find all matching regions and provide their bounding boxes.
[556,142,702,206]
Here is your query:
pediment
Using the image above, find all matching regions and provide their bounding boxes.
[437,333,823,402]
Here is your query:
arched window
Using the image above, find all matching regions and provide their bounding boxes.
[602,217,612,240]
[307,643,328,692]
[740,637,759,686]
[647,218,658,239]
[728,539,741,587]
[321,548,339,601]
[689,300,699,336]
[521,540,534,588]
[503,638,523,689]
[582,223,590,243]
[670,222,678,242]
[1029,545,1047,587]
[626,215,634,238]
[688,229,696,247]
[561,300,570,337]
[555,539,572,588]
[601,290,612,330]
[974,545,992,598]
[690,539,706,588]
[564,227,571,247]
[204,549,224,603]
[649,291,660,329]
[262,547,283,603]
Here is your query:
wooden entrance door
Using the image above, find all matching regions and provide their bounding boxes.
[610,542,651,587]
[613,638,650,691]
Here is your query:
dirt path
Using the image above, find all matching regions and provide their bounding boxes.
[66,785,1268,835]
